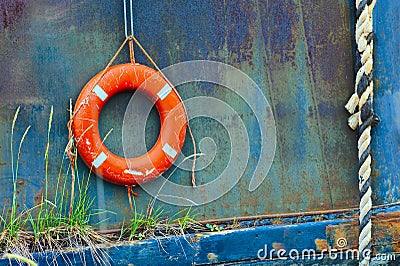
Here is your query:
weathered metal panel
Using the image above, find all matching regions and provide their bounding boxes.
[0,0,363,228]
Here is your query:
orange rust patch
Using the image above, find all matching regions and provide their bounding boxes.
[272,242,285,250]
[315,239,329,251]
[327,222,358,250]
[207,253,218,263]
[189,236,200,243]
[326,211,400,254]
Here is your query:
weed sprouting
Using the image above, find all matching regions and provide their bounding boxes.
[123,202,204,242]
[126,197,145,240]
[205,223,224,232]
[0,107,32,259]
[144,205,164,231]
[173,207,200,231]
[0,107,110,265]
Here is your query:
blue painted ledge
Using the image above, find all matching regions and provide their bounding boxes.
[2,205,400,265]
[1,219,349,265]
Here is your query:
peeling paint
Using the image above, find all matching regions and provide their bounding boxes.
[207,253,218,263]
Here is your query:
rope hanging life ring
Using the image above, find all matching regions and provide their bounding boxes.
[73,63,187,186]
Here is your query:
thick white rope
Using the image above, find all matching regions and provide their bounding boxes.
[345,0,380,265]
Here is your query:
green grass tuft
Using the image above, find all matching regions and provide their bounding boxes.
[173,207,200,231]
[0,106,111,265]
[0,107,31,258]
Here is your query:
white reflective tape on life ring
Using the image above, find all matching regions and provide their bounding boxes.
[162,143,177,159]
[92,152,107,168]
[124,169,144,176]
[157,84,172,100]
[93,85,108,101]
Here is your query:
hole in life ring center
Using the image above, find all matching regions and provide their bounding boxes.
[98,91,160,158]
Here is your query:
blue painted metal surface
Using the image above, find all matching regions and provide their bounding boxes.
[371,2,400,205]
[0,0,395,234]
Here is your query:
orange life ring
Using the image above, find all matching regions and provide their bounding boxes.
[73,63,187,186]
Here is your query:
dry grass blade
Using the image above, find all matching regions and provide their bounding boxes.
[3,253,37,266]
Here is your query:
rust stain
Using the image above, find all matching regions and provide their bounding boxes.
[327,211,400,254]
[326,221,358,250]
[272,242,285,250]
[315,239,329,251]
[0,0,26,30]
[34,187,44,206]
[391,238,400,254]
[372,217,400,254]
[207,253,218,263]
[189,236,200,243]
[375,210,400,220]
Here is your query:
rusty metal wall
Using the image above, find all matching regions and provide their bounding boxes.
[0,0,361,228]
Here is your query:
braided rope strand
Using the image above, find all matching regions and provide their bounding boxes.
[345,0,380,265]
